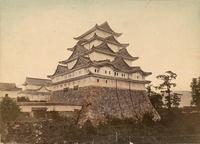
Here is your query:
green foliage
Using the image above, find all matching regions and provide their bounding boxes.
[0,94,21,122]
[191,77,200,107]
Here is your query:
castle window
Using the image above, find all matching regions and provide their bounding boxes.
[109,71,111,75]
[95,69,97,72]
[64,88,69,92]
[74,85,79,90]
[105,80,108,83]
[97,79,99,82]
[105,70,107,74]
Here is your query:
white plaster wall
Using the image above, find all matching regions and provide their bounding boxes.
[37,87,49,93]
[89,77,145,90]
[24,85,41,90]
[130,72,144,80]
[19,93,49,101]
[51,66,146,91]
[52,75,145,91]
[20,105,82,112]
[89,52,115,61]
[124,59,133,66]
[52,68,89,84]
[84,39,102,49]
[107,43,122,53]
[67,59,77,69]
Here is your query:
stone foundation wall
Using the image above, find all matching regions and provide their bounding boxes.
[50,86,160,126]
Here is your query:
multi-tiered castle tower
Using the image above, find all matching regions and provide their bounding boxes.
[48,22,159,125]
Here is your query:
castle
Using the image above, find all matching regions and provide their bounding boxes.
[48,22,151,91]
[48,22,160,125]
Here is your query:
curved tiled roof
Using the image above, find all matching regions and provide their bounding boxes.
[48,56,151,78]
[92,42,115,55]
[116,48,139,60]
[76,33,129,48]
[63,46,137,66]
[0,83,21,91]
[19,89,50,95]
[74,21,122,40]
[71,56,91,70]
[47,65,69,78]
[23,77,52,86]
[60,45,90,64]
[105,35,129,47]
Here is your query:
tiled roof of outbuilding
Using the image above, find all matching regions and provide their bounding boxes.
[0,83,21,91]
[23,77,52,86]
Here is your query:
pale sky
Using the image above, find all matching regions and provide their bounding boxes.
[0,0,200,91]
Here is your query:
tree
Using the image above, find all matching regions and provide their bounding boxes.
[156,71,177,109]
[146,85,163,110]
[0,94,21,122]
[171,93,181,108]
[142,112,155,127]
[191,77,200,107]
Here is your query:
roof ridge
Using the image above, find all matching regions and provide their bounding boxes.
[26,77,51,81]
[74,22,122,40]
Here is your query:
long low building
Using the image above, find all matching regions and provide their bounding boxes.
[0,82,22,101]
[19,77,52,102]
[18,102,82,117]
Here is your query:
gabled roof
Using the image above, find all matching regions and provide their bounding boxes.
[128,66,152,76]
[74,21,122,40]
[67,45,89,60]
[0,83,21,91]
[19,89,50,95]
[71,56,92,70]
[23,77,52,86]
[61,45,138,66]
[49,56,151,78]
[47,65,69,78]
[98,21,122,36]
[75,33,129,48]
[111,56,132,72]
[61,45,90,64]
[105,35,129,47]
[92,42,116,55]
[116,48,139,60]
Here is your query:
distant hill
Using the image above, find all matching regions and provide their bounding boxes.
[174,91,192,107]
